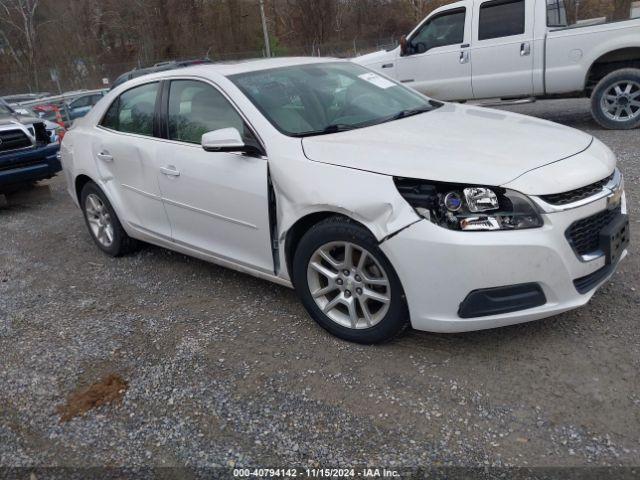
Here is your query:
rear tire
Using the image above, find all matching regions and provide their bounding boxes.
[80,182,138,257]
[292,217,409,344]
[591,68,640,130]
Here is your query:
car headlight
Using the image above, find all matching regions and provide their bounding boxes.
[394,177,543,231]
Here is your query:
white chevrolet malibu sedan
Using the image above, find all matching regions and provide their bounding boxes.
[61,57,629,343]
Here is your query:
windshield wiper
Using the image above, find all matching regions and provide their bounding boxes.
[293,106,433,137]
[390,106,432,121]
[295,123,357,138]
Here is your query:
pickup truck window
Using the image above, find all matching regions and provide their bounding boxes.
[546,0,568,27]
[546,0,638,28]
[101,82,158,137]
[478,0,525,40]
[409,8,466,54]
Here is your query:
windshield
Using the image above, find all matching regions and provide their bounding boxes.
[230,62,439,137]
[0,101,14,115]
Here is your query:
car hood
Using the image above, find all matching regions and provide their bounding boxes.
[0,112,41,126]
[302,103,594,187]
[0,112,19,126]
[352,49,395,66]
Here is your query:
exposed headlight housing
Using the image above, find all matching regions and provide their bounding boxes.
[394,177,543,231]
[464,187,499,212]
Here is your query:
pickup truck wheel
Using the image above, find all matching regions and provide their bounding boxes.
[80,182,138,257]
[292,217,409,344]
[591,69,640,130]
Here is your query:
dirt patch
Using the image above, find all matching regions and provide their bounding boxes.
[57,374,128,422]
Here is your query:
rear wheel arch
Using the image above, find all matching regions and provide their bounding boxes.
[585,48,640,95]
[74,174,94,205]
[79,181,139,256]
[590,68,640,129]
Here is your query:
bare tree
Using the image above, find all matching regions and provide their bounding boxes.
[0,0,43,89]
[0,0,462,94]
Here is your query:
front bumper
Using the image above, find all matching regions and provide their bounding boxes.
[0,143,61,190]
[380,191,628,333]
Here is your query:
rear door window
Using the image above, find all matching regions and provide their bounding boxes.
[101,82,159,136]
[478,0,525,40]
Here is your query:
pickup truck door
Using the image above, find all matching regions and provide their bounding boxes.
[395,4,473,101]
[470,0,535,99]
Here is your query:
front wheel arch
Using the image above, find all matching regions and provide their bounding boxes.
[284,212,375,285]
[291,215,409,343]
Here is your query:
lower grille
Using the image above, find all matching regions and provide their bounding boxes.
[0,129,32,152]
[566,206,621,257]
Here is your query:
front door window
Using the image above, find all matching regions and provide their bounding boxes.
[408,8,466,55]
[167,80,255,147]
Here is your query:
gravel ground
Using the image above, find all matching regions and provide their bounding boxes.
[0,99,638,473]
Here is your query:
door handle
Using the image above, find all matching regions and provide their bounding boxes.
[97,151,113,162]
[459,50,470,64]
[160,166,180,177]
[520,42,531,56]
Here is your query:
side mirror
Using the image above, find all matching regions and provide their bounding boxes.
[201,128,246,152]
[400,35,409,56]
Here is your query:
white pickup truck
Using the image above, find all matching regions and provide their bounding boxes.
[354,0,640,129]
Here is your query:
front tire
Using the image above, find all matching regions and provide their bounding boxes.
[591,68,640,130]
[80,182,138,257]
[292,217,409,344]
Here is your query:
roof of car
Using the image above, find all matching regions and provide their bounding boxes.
[108,57,347,93]
[155,57,343,79]
[198,57,342,75]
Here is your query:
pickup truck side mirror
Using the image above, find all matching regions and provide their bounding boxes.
[400,35,409,56]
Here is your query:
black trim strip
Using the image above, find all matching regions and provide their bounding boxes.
[573,264,615,294]
[458,283,546,319]
[154,79,169,139]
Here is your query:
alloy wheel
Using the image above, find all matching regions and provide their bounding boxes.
[85,193,114,247]
[601,80,640,122]
[306,241,391,330]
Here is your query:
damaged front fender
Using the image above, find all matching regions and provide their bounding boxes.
[269,157,420,282]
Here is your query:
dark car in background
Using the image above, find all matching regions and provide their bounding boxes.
[110,59,211,89]
[0,100,61,194]
[65,90,107,120]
